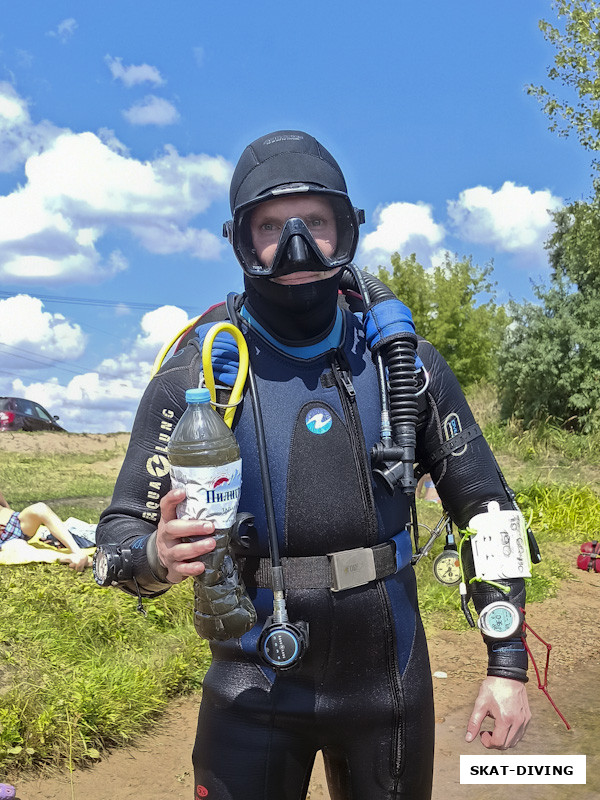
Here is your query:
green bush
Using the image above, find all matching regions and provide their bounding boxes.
[516,483,600,543]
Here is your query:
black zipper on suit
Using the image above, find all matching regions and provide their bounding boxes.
[329,349,378,548]
[330,347,405,780]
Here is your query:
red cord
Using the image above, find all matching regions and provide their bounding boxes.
[520,610,571,730]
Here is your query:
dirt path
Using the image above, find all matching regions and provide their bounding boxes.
[0,432,130,457]
[14,565,599,800]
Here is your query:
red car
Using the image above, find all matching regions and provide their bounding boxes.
[0,397,66,432]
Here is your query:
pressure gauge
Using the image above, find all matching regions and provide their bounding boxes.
[432,549,461,586]
[477,601,524,640]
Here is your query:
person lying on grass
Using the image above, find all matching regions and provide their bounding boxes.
[0,503,91,571]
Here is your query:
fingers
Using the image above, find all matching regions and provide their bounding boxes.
[156,489,216,583]
[73,553,89,572]
[480,721,511,750]
[488,706,530,750]
[466,677,532,750]
[465,703,487,744]
[159,487,186,524]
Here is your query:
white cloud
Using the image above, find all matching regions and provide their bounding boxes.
[123,95,179,126]
[5,304,190,433]
[0,85,232,283]
[94,305,190,391]
[0,87,26,123]
[358,201,446,268]
[105,55,165,87]
[47,18,78,44]
[0,81,62,172]
[0,294,86,369]
[97,128,131,156]
[447,182,563,263]
[136,305,190,354]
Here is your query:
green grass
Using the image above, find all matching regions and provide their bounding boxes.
[0,567,210,774]
[0,451,122,509]
[0,434,214,776]
[516,483,600,543]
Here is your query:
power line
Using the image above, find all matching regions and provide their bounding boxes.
[0,290,196,313]
[0,342,99,377]
[0,342,147,384]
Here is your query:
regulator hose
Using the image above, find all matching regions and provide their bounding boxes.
[343,266,419,496]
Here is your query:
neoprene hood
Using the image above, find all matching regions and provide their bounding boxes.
[229,130,348,213]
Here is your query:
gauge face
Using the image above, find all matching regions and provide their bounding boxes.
[487,606,513,633]
[432,550,461,585]
[478,601,522,639]
[93,549,109,585]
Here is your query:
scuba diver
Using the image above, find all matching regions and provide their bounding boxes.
[96,130,531,800]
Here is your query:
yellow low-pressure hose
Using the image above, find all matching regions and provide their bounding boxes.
[151,319,249,428]
[201,322,249,428]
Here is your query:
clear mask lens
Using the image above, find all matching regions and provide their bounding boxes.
[225,189,363,278]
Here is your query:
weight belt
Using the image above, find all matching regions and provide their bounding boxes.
[239,530,412,592]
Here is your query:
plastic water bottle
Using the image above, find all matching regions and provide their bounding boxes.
[167,387,256,640]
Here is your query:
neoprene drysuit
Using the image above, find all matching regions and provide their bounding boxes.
[97,295,523,800]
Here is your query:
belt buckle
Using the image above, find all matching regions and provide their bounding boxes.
[329,547,376,592]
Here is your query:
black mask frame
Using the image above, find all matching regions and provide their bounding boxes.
[223,186,365,278]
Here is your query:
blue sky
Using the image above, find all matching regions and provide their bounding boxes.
[0,1,594,432]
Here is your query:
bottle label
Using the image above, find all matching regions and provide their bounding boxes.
[171,459,242,527]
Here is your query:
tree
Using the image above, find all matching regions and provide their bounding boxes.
[527,0,600,168]
[547,191,600,292]
[498,1,600,430]
[498,277,600,431]
[376,253,508,389]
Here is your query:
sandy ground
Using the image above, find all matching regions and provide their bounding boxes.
[4,433,599,799]
[0,431,130,457]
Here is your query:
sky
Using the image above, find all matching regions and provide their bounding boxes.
[0,1,594,433]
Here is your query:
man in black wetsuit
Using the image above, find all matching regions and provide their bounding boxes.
[97,130,531,800]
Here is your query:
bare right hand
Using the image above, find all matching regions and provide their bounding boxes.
[156,488,216,584]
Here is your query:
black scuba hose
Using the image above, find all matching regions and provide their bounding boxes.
[345,266,419,496]
[361,272,419,466]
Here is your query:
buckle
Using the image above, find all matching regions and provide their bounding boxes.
[329,547,376,592]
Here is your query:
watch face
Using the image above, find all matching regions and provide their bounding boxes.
[488,606,513,633]
[433,550,461,585]
[93,549,109,585]
[478,601,521,639]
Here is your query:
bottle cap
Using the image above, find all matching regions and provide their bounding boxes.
[185,388,212,404]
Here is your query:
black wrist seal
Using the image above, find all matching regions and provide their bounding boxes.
[486,640,528,683]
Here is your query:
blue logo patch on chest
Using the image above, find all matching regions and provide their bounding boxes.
[305,407,332,435]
